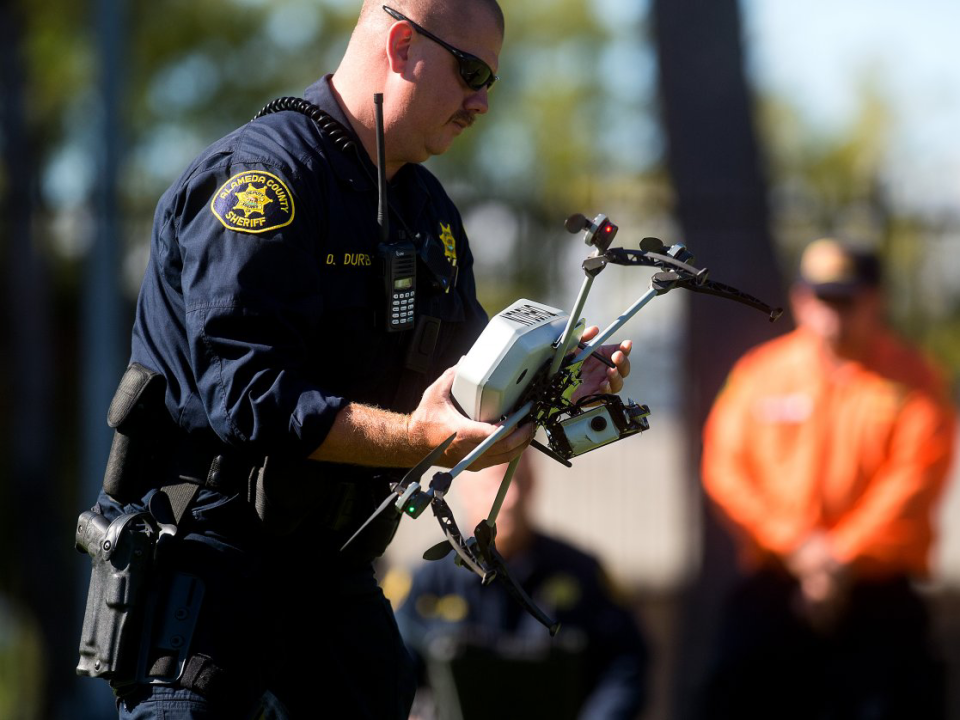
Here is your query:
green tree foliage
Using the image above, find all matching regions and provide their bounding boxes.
[14,0,663,309]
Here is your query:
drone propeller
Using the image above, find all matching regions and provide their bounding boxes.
[639,236,664,252]
[473,521,561,636]
[422,540,454,561]
[340,492,398,552]
[602,247,782,319]
[679,277,784,321]
[401,432,458,488]
[340,433,457,552]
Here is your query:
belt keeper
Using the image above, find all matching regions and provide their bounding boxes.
[206,456,224,491]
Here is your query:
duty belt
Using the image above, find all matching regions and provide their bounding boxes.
[160,446,261,525]
[166,443,389,540]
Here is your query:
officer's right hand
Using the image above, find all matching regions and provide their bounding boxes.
[408,367,534,470]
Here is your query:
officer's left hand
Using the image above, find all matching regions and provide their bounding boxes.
[573,326,632,399]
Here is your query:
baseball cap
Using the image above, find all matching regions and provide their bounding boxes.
[798,238,881,298]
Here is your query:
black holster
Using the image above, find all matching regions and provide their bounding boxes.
[75,506,205,691]
[75,510,159,683]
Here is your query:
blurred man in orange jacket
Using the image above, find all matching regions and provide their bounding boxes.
[700,238,956,720]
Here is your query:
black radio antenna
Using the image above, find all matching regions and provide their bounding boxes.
[374,93,388,244]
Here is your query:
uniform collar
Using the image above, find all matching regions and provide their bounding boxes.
[303,75,433,228]
[304,75,350,128]
[303,75,376,192]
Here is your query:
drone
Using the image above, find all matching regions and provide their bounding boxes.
[344,208,782,635]
[335,94,781,635]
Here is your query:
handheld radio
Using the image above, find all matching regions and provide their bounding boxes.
[373,93,416,332]
[382,242,417,330]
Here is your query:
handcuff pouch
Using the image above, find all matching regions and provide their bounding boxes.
[102,363,170,503]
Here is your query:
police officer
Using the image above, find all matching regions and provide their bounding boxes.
[81,1,632,718]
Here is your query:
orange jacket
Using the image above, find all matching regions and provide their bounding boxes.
[702,326,956,578]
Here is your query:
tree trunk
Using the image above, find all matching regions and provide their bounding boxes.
[0,5,65,717]
[651,1,786,717]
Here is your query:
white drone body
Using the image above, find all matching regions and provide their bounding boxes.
[452,299,580,423]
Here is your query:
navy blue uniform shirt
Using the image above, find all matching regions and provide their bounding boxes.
[130,76,486,461]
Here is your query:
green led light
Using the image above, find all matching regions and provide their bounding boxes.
[408,506,416,514]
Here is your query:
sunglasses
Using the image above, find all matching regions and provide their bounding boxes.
[382,5,498,91]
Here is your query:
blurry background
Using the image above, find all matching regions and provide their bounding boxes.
[2,0,959,717]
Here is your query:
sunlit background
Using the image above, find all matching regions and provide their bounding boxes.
[2,0,959,718]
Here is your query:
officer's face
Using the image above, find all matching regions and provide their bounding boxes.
[391,7,502,162]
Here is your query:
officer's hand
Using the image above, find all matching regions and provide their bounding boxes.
[408,367,535,470]
[572,326,632,400]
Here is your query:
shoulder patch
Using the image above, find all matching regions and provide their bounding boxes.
[211,170,295,234]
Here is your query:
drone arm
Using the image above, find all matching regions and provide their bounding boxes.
[604,248,707,280]
[602,248,781,321]
[431,498,493,582]
[486,455,521,526]
[549,275,595,377]
[446,400,535,480]
[573,286,659,366]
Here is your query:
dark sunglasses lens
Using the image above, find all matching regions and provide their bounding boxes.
[459,58,494,90]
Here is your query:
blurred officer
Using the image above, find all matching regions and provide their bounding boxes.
[392,456,650,720]
[77,1,632,718]
[700,238,956,719]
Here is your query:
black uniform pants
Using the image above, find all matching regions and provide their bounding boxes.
[265,562,416,719]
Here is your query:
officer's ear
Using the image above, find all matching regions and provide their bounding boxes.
[385,20,415,76]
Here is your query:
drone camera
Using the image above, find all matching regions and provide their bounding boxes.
[545,397,651,460]
[553,406,622,458]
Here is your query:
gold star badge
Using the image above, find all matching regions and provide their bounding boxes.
[439,222,457,265]
[233,183,274,218]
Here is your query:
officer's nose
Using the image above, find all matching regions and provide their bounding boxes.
[465,87,489,115]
